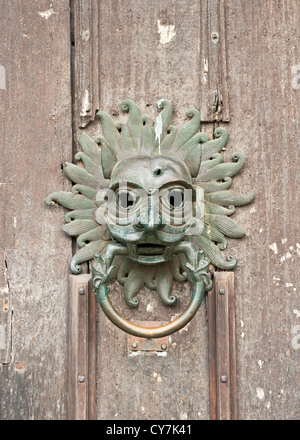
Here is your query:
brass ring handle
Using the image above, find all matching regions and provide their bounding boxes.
[92,242,212,339]
[96,278,205,338]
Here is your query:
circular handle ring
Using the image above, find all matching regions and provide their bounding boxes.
[95,279,204,338]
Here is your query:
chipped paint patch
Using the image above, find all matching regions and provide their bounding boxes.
[258,360,264,369]
[293,309,300,318]
[153,372,162,382]
[80,89,91,117]
[272,276,280,286]
[203,58,209,83]
[282,238,287,244]
[38,8,54,20]
[256,387,265,400]
[15,361,27,372]
[157,19,176,45]
[280,252,292,263]
[146,303,153,313]
[0,65,6,90]
[0,325,6,349]
[269,243,278,254]
[285,283,294,288]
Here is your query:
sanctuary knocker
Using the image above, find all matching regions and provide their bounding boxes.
[45,99,254,338]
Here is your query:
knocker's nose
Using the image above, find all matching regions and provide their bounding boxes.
[134,211,162,232]
[134,190,162,232]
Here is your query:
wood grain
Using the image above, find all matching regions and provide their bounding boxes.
[225,0,300,420]
[0,0,73,419]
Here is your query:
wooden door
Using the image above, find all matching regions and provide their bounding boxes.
[1,0,299,420]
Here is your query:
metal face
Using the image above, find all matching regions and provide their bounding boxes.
[103,155,196,265]
[45,99,254,337]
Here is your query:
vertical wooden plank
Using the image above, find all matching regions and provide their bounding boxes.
[72,0,100,128]
[0,0,73,420]
[208,272,236,420]
[225,0,300,420]
[200,0,230,122]
[0,251,12,365]
[0,184,15,250]
[69,274,95,420]
[79,0,210,421]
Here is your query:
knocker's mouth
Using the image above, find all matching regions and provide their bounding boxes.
[127,243,172,264]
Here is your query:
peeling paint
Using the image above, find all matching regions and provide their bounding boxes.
[157,19,176,45]
[203,58,208,83]
[80,89,91,117]
[38,8,54,20]
[280,252,292,263]
[256,387,265,400]
[269,243,278,254]
[0,325,6,349]
[258,360,264,369]
[153,372,162,382]
[146,303,153,313]
[293,309,300,318]
[0,65,6,90]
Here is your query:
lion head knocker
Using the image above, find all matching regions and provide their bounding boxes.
[46,99,254,338]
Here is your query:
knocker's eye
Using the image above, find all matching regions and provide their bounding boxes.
[168,189,184,209]
[116,190,140,211]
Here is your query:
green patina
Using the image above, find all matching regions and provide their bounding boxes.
[45,99,254,337]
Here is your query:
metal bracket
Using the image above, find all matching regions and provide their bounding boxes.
[69,274,96,420]
[208,271,237,420]
[128,321,169,352]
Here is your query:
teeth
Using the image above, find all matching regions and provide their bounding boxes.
[127,245,138,259]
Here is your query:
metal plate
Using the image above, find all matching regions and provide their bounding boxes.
[128,321,169,352]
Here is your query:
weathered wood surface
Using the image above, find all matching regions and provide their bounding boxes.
[77,0,210,420]
[0,0,72,419]
[1,0,300,421]
[80,0,299,420]
[224,0,300,420]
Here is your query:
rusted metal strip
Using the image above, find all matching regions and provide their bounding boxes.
[200,0,230,122]
[69,274,96,420]
[208,271,237,420]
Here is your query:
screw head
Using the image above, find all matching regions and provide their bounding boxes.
[219,288,225,295]
[78,376,85,383]
[161,344,167,350]
[79,287,85,295]
[132,341,138,349]
[221,375,227,383]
